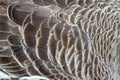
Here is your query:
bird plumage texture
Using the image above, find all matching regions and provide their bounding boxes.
[0,0,120,80]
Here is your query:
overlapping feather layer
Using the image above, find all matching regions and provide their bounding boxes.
[0,0,120,80]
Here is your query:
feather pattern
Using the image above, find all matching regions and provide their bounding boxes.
[0,0,120,79]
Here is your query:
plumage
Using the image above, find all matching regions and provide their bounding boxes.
[0,0,120,80]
